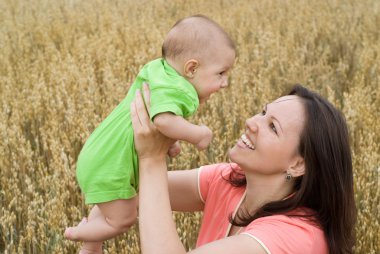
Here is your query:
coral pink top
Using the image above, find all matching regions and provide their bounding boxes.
[196,163,328,254]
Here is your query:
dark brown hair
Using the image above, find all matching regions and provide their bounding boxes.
[227,84,356,254]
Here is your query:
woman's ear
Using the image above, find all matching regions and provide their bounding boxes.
[183,59,199,78]
[288,156,305,177]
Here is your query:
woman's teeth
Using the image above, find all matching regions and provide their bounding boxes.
[241,134,255,150]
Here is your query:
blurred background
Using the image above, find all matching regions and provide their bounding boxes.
[0,0,379,253]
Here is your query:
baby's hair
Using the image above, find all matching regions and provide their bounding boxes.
[162,14,235,62]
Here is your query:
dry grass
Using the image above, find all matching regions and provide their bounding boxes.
[0,0,379,253]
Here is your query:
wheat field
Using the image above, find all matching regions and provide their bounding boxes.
[0,0,379,253]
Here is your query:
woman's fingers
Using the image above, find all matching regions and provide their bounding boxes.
[131,90,143,130]
[135,89,151,129]
[142,82,151,109]
[131,85,175,160]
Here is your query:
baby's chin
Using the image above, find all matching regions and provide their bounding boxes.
[199,96,210,104]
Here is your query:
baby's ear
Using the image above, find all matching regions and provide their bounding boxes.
[183,59,199,78]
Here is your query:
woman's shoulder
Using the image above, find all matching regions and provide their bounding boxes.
[242,212,328,254]
[198,163,244,203]
[199,163,241,179]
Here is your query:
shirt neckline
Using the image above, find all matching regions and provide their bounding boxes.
[225,189,297,237]
[225,189,247,237]
[162,58,181,76]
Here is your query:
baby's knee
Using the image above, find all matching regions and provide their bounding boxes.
[120,213,137,231]
[109,213,137,233]
[100,198,138,234]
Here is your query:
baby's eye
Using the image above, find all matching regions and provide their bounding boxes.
[261,109,266,115]
[270,123,278,134]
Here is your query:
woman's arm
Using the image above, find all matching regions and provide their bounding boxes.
[139,159,266,254]
[168,169,204,212]
[131,87,186,253]
[131,84,268,254]
[189,235,268,254]
[138,156,187,254]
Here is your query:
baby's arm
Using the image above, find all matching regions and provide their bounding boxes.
[153,113,212,150]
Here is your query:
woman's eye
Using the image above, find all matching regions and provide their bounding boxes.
[270,123,278,134]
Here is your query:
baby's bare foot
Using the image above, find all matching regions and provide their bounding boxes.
[64,218,87,241]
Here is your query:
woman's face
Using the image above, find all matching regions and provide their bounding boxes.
[229,95,305,176]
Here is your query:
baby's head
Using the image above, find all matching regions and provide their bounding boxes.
[162,15,236,103]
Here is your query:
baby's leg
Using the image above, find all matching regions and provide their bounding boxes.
[65,197,138,242]
[80,205,103,254]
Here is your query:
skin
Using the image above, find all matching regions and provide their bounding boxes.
[64,198,137,254]
[64,36,235,254]
[165,17,236,104]
[183,44,236,104]
[132,84,307,254]
[154,41,236,150]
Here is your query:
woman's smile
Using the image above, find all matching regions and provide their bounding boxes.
[241,134,255,150]
[236,134,255,150]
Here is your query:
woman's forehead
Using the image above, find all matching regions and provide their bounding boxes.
[269,95,305,132]
[270,95,303,111]
[272,95,299,104]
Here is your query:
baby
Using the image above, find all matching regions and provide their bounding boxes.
[65,14,235,253]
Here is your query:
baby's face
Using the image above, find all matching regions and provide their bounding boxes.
[191,44,235,104]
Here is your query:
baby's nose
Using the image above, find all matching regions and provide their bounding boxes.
[220,78,228,88]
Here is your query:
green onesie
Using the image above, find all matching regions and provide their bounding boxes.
[76,59,199,204]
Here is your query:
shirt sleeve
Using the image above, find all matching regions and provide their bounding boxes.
[241,215,325,254]
[198,164,228,203]
[149,87,198,119]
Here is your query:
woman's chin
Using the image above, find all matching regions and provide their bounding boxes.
[228,147,237,162]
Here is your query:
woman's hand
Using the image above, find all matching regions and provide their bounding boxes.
[133,83,187,254]
[130,83,175,161]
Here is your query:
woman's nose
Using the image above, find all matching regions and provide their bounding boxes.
[245,117,259,132]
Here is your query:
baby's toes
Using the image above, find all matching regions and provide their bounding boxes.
[64,227,75,240]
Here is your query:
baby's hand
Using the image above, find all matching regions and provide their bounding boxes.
[168,141,181,157]
[196,125,213,150]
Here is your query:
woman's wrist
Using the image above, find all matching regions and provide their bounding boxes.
[139,155,167,172]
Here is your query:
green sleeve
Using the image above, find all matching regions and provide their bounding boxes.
[149,87,198,120]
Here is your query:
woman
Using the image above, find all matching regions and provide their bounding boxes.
[131,84,356,254]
